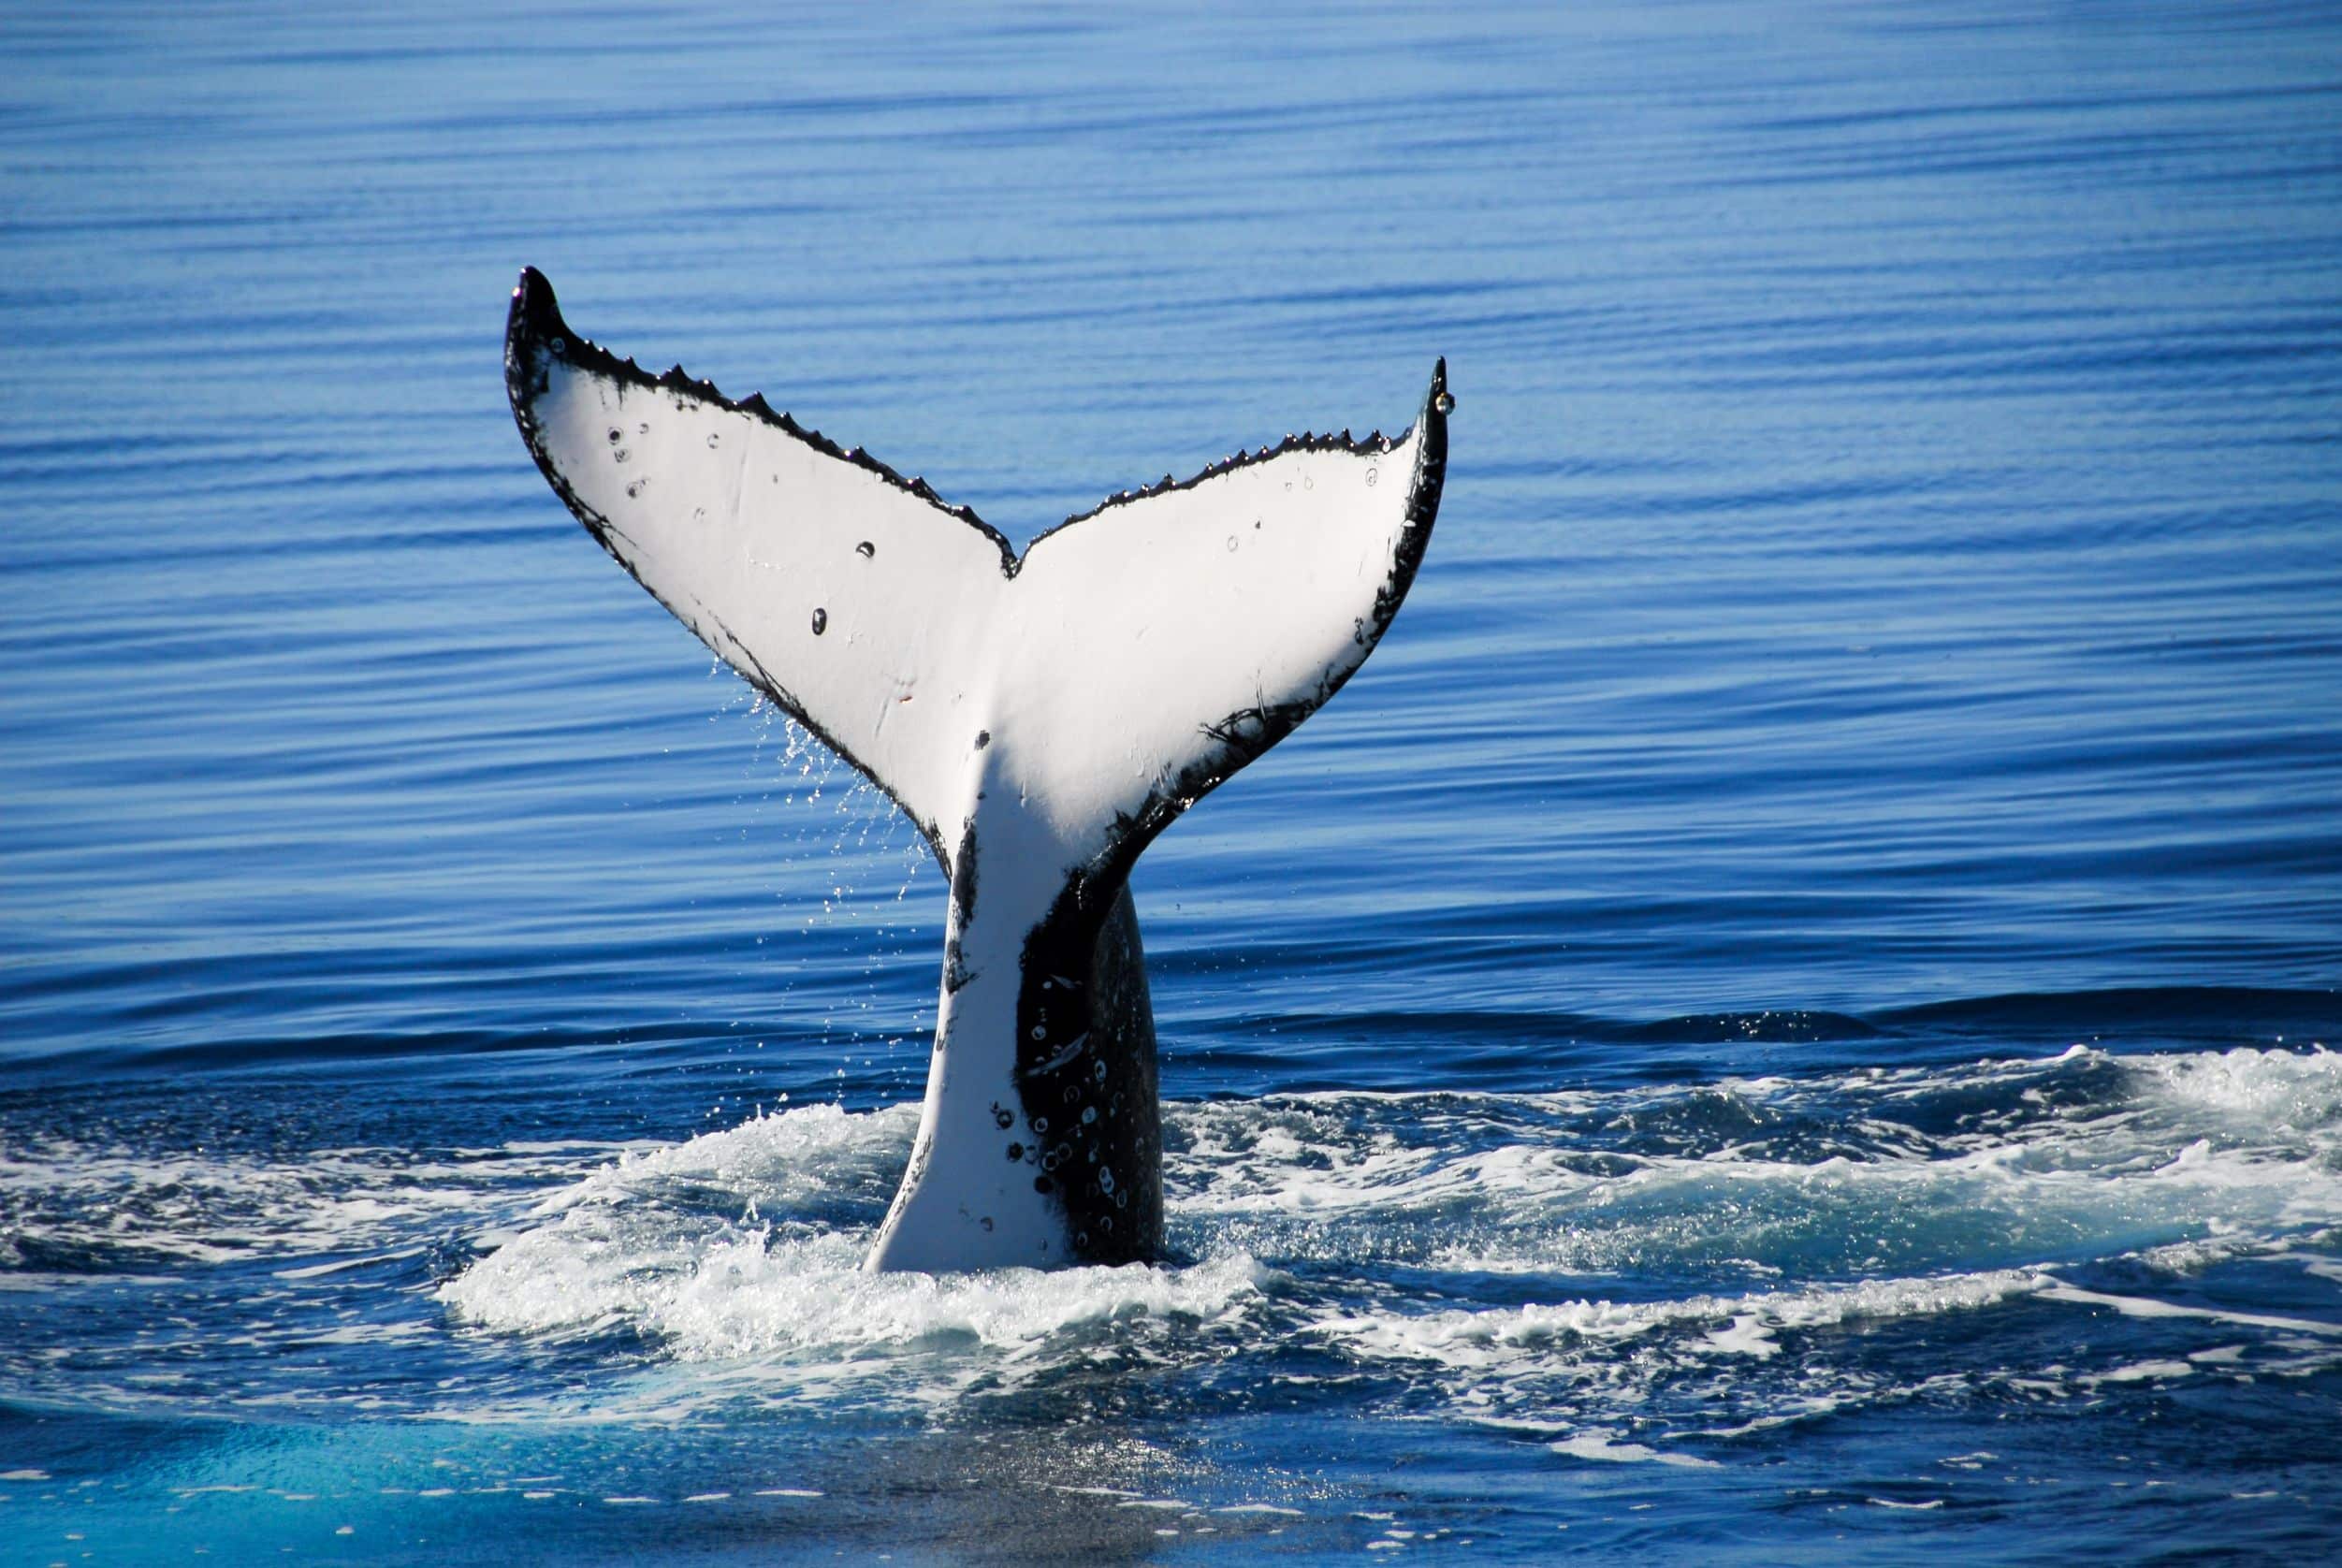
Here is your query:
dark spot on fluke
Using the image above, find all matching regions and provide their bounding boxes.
[810,607,828,635]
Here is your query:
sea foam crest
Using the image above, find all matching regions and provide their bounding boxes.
[438,1101,1267,1369]
[431,1045,2342,1426]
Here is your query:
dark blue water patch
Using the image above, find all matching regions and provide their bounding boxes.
[1881,986,2341,1050]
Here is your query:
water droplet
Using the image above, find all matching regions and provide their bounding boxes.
[1098,1167,1114,1194]
[614,448,629,463]
[607,428,621,443]
[549,337,565,353]
[1081,1106,1098,1124]
[1092,1059,1107,1082]
[1006,1142,1023,1161]
[638,422,649,434]
[856,541,875,559]
[706,433,720,448]
[810,607,828,635]
[1433,391,1455,414]
[1302,474,1314,490]
[993,1105,1013,1129]
[1034,1117,1049,1134]
[1366,467,1379,486]
[625,480,644,498]
[1029,1025,1045,1040]
[1225,535,1238,552]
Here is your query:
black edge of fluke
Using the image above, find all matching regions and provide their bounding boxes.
[1067,352,1449,898]
[503,267,1020,574]
[1027,355,1448,569]
[507,265,562,351]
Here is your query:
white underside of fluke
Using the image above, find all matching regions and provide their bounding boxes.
[506,269,1447,1272]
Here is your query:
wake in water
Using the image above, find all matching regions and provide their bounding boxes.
[404,1044,2342,1451]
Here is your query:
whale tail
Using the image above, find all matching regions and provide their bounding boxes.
[506,269,1447,1269]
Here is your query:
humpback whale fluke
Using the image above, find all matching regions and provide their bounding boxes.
[504,268,1447,1271]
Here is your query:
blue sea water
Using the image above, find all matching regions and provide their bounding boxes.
[4,0,2340,1560]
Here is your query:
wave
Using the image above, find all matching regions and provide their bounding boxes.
[5,984,2325,1079]
[418,1043,2342,1430]
[8,1043,2338,1438]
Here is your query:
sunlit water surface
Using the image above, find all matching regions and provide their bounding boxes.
[4,1,2339,1561]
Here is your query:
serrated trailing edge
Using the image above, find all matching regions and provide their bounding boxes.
[507,268,1016,573]
[506,268,1439,574]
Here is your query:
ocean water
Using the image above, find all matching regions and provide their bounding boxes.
[3,0,2339,1561]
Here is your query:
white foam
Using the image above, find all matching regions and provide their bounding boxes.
[2135,1047,2342,1131]
[1313,1268,2045,1371]
[2035,1282,2342,1336]
[0,1138,624,1269]
[1704,1314,1779,1357]
[439,1103,1266,1399]
[1550,1431,1716,1468]
[447,1219,1265,1381]
[2087,1358,2195,1385]
[1169,1050,2342,1289]
[86,1042,2315,1434]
